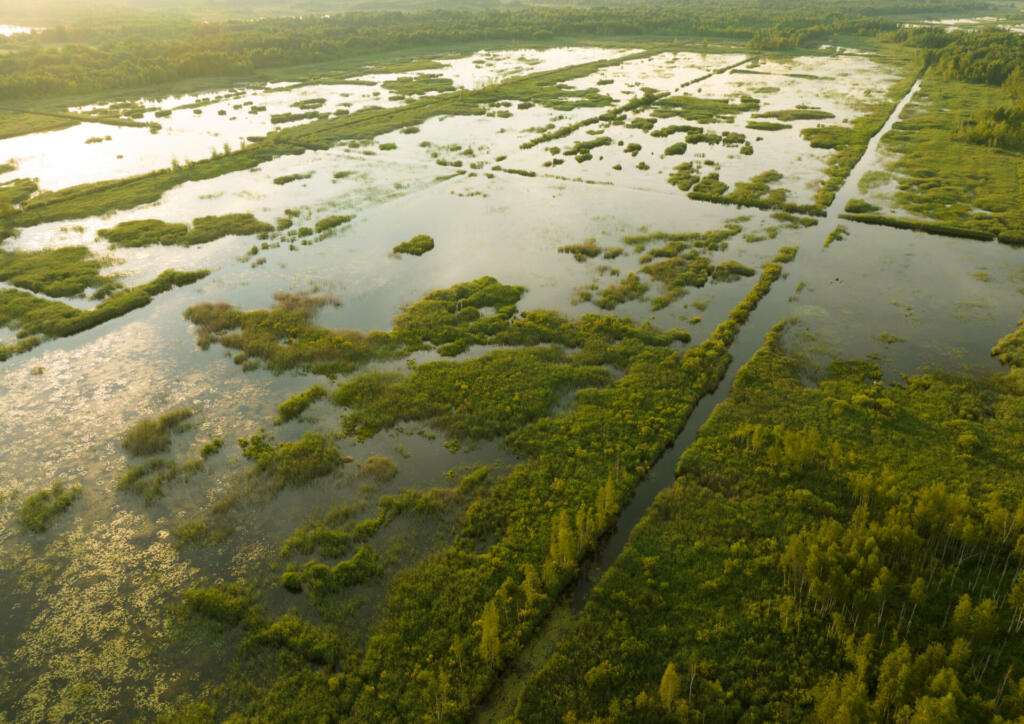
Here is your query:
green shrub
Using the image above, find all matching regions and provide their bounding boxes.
[315,215,354,233]
[845,198,880,213]
[200,438,223,458]
[359,455,399,482]
[275,385,326,424]
[393,234,435,256]
[239,431,343,487]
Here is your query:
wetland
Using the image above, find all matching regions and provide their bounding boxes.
[2,1,1024,721]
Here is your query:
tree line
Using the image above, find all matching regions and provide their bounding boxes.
[0,0,988,100]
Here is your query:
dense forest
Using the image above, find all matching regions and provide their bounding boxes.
[0,0,988,100]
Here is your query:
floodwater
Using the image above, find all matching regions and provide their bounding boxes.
[0,25,36,36]
[1,42,1022,722]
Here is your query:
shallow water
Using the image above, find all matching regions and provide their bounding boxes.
[0,25,36,36]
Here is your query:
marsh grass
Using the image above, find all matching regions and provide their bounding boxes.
[754,108,834,121]
[276,385,327,424]
[824,224,849,247]
[315,214,355,233]
[0,246,121,298]
[239,431,344,489]
[117,458,189,503]
[99,214,273,248]
[595,273,648,310]
[845,198,881,213]
[557,240,602,261]
[381,75,455,95]
[0,268,209,361]
[746,120,791,131]
[992,318,1024,368]
[839,212,995,240]
[392,234,435,256]
[18,481,82,533]
[881,72,1024,237]
[8,54,647,232]
[359,455,399,482]
[653,94,759,123]
[273,172,314,185]
[711,259,757,282]
[122,407,193,456]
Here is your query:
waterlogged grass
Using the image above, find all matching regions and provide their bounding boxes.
[121,407,193,456]
[239,430,344,489]
[0,268,208,361]
[273,172,314,185]
[616,222,750,310]
[0,246,121,298]
[381,75,455,95]
[746,120,791,131]
[594,273,648,310]
[845,198,881,213]
[98,214,273,248]
[824,224,849,247]
[271,110,323,124]
[642,256,712,310]
[754,107,834,121]
[275,384,327,424]
[392,234,434,256]
[710,259,757,282]
[169,249,795,720]
[991,318,1024,368]
[0,110,78,140]
[839,212,995,240]
[880,71,1024,238]
[557,240,602,261]
[810,63,919,210]
[515,319,1024,722]
[314,214,355,234]
[18,481,82,533]
[0,177,38,208]
[118,457,203,503]
[6,54,647,231]
[684,168,823,216]
[333,346,613,441]
[653,93,759,123]
[185,277,527,375]
[358,455,399,482]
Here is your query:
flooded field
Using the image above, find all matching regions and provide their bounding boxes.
[2,37,1022,721]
